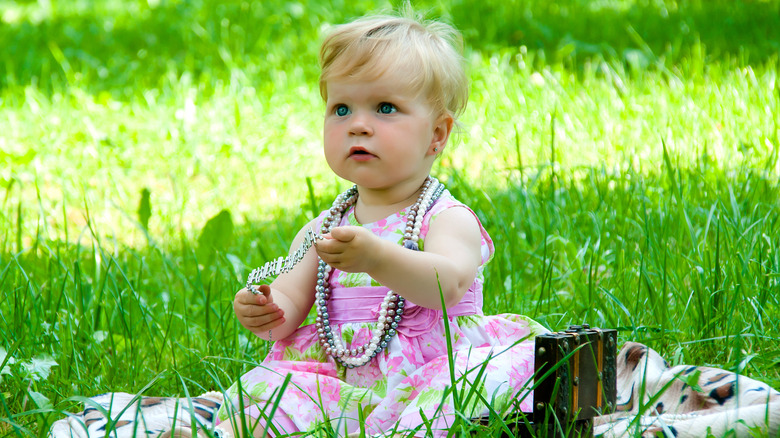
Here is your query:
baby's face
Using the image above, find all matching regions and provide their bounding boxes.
[322,73,447,194]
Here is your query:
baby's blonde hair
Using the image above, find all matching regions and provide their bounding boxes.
[319,11,468,120]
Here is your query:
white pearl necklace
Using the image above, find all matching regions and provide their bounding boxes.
[316,176,445,368]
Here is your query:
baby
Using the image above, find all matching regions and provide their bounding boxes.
[218,8,547,438]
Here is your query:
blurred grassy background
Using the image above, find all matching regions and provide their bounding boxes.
[2,0,780,95]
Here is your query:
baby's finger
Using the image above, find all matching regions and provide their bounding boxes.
[253,314,287,333]
[247,310,286,329]
[254,284,273,302]
[246,284,274,304]
[314,249,343,269]
[236,287,269,306]
[236,287,258,301]
[237,300,280,317]
[314,237,347,256]
[329,226,357,243]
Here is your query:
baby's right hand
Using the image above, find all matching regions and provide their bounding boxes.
[233,284,286,335]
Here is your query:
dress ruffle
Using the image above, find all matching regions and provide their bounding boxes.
[219,313,547,436]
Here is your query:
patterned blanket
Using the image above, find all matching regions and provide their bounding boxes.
[49,343,780,437]
[595,342,780,437]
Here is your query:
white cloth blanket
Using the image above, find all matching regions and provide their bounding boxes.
[49,343,780,437]
[594,342,780,437]
[48,392,223,438]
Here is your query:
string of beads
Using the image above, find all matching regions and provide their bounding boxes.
[245,176,445,368]
[316,176,445,367]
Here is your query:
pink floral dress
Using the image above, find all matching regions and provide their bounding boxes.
[217,191,548,437]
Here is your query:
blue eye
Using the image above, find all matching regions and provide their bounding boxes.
[335,105,350,117]
[378,103,396,114]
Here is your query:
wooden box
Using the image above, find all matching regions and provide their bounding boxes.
[477,324,617,437]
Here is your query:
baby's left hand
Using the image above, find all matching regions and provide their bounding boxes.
[315,226,380,273]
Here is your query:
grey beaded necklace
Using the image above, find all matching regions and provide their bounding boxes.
[316,176,445,368]
[246,176,445,367]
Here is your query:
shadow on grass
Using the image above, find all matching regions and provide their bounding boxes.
[448,0,780,65]
[0,0,373,97]
[2,0,779,97]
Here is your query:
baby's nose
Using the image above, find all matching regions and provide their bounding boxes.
[348,113,373,135]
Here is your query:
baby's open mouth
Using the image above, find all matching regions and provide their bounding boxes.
[349,147,374,157]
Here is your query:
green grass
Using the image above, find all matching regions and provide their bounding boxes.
[1,0,779,436]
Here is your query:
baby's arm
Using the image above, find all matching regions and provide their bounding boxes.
[315,207,482,309]
[234,220,319,341]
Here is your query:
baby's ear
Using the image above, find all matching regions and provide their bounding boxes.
[429,113,454,155]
